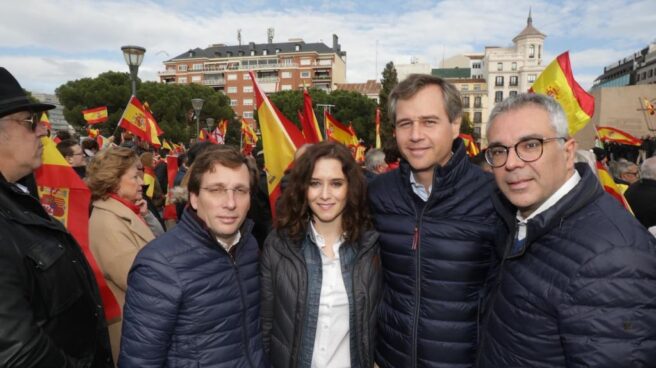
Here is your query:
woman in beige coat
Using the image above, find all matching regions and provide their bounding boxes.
[86,147,156,364]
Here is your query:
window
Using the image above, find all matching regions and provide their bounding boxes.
[282,58,293,65]
[643,71,647,79]
[262,49,268,55]
[275,48,281,54]
[281,71,292,78]
[509,91,518,98]
[497,62,503,71]
[474,84,481,91]
[243,73,251,80]
[474,112,482,124]
[295,44,301,51]
[250,50,255,56]
[512,62,517,71]
[472,62,481,69]
[243,86,253,93]
[461,84,469,91]
[281,84,292,90]
[509,76,518,86]
[243,111,254,119]
[178,76,187,83]
[495,76,504,86]
[538,45,542,59]
[192,63,203,71]
[474,96,482,108]
[319,59,332,66]
[463,112,470,121]
[230,99,238,106]
[227,74,237,81]
[529,44,535,58]
[495,91,503,103]
[191,75,201,82]
[227,86,237,93]
[243,98,253,106]
[527,74,536,83]
[462,96,470,107]
[300,58,311,66]
[178,64,188,72]
[637,73,641,81]
[300,71,311,78]
[649,69,654,78]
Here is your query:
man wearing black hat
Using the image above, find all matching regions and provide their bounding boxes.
[0,68,113,367]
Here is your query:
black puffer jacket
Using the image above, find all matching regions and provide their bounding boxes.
[0,174,113,367]
[478,164,656,367]
[261,229,382,368]
[368,139,497,368]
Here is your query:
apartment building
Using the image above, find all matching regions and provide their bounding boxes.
[159,35,347,121]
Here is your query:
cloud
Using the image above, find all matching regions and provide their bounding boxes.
[0,0,649,93]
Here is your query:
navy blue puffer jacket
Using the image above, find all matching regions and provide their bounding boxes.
[368,139,497,368]
[477,164,656,367]
[119,208,267,367]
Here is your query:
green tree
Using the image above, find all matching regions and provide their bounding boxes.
[378,61,398,143]
[56,72,233,144]
[459,113,474,136]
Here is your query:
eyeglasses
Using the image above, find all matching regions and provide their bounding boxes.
[624,171,640,177]
[201,185,250,200]
[485,137,567,168]
[0,112,41,131]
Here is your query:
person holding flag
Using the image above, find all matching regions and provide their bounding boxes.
[0,67,114,366]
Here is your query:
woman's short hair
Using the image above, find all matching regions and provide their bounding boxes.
[86,147,139,201]
[275,141,371,243]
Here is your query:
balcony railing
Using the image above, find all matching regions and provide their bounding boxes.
[203,79,225,86]
[158,70,177,76]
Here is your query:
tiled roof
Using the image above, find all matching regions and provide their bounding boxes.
[513,10,545,42]
[335,80,381,94]
[170,41,336,60]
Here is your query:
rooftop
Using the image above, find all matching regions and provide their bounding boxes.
[513,9,546,42]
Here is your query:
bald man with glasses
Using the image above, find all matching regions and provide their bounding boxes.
[0,67,113,366]
[477,93,656,367]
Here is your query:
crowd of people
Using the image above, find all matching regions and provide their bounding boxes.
[1,66,655,368]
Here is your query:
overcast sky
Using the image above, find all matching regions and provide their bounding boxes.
[1,0,654,94]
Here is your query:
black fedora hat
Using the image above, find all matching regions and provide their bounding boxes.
[0,67,55,118]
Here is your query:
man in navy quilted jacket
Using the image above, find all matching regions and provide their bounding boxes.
[119,145,267,367]
[368,74,497,368]
[478,93,656,367]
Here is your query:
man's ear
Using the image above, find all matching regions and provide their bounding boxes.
[451,117,462,139]
[564,138,578,169]
[189,192,198,210]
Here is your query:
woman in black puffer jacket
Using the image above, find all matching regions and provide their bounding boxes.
[261,141,382,368]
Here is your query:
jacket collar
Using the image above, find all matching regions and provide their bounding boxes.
[92,197,154,243]
[492,163,604,259]
[179,206,254,252]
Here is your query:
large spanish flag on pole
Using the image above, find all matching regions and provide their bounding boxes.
[325,112,356,146]
[596,126,642,146]
[34,137,120,321]
[118,97,163,148]
[302,88,323,143]
[82,106,109,124]
[250,70,306,216]
[530,51,595,136]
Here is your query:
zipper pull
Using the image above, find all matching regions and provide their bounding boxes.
[412,226,419,250]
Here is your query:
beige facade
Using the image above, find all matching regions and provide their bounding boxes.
[451,79,489,141]
[159,36,346,122]
[574,84,656,149]
[395,62,431,83]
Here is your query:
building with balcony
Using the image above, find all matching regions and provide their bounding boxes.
[593,41,656,89]
[159,35,347,121]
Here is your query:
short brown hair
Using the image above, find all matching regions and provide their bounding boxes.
[86,147,139,201]
[275,141,371,243]
[56,139,80,157]
[388,73,463,125]
[187,145,253,195]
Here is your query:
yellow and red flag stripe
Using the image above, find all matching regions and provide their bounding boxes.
[40,112,52,130]
[34,137,120,321]
[643,98,655,115]
[143,166,156,199]
[302,89,323,143]
[82,106,108,124]
[118,97,163,148]
[459,133,480,157]
[596,126,642,146]
[595,161,632,212]
[163,155,179,221]
[325,112,356,147]
[530,51,595,136]
[250,70,306,217]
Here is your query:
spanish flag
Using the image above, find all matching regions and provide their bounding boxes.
[325,112,356,147]
[250,70,306,217]
[118,96,163,148]
[644,98,655,116]
[596,126,642,146]
[375,107,382,149]
[143,166,156,199]
[199,128,218,144]
[82,106,108,124]
[162,139,173,151]
[40,112,52,130]
[88,128,100,138]
[595,161,632,212]
[34,137,120,321]
[530,51,594,136]
[163,155,179,221]
[459,133,480,157]
[241,119,258,156]
[302,89,323,143]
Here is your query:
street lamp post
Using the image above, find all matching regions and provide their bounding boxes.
[191,98,205,139]
[121,45,146,96]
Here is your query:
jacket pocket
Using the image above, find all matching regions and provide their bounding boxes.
[27,239,84,317]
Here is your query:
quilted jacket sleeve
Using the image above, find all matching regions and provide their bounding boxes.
[118,247,181,368]
[260,235,276,357]
[559,245,656,367]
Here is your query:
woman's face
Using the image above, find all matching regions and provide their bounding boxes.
[116,162,144,202]
[307,158,348,227]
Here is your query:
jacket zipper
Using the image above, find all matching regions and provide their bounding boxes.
[411,199,430,368]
